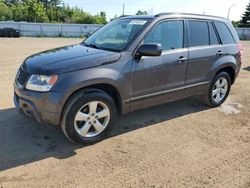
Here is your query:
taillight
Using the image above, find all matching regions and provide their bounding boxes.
[237,43,243,57]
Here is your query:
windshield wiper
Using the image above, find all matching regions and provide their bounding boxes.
[98,46,120,52]
[82,42,120,52]
[82,42,100,49]
[88,44,100,49]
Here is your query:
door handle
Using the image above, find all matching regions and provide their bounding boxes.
[177,56,187,63]
[216,51,224,56]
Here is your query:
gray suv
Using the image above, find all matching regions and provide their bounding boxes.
[14,13,243,144]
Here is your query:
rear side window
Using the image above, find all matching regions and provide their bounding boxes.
[144,20,184,51]
[214,21,235,44]
[188,21,209,47]
[208,22,219,45]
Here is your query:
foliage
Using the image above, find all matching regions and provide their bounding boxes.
[240,1,250,27]
[110,10,148,21]
[25,0,49,22]
[232,21,240,28]
[0,0,107,24]
[0,0,12,21]
[136,10,148,15]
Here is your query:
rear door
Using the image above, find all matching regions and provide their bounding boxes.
[214,21,241,74]
[185,20,224,95]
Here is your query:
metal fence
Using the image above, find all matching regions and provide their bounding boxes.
[235,28,250,40]
[0,21,103,37]
[1,21,250,40]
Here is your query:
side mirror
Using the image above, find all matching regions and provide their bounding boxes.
[136,43,162,58]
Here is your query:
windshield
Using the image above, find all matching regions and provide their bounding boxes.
[83,18,151,51]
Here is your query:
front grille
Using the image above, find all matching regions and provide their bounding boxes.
[16,67,30,86]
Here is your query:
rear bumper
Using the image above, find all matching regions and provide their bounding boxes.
[14,83,64,125]
[236,63,241,78]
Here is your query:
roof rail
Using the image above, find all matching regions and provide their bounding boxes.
[118,15,132,18]
[155,12,226,19]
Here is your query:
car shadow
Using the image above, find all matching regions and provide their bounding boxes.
[0,97,209,171]
[243,66,250,72]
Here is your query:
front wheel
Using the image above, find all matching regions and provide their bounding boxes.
[202,72,231,107]
[61,91,117,144]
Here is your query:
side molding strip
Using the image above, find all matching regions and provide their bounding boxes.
[129,81,209,102]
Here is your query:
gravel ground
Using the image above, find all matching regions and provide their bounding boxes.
[0,38,249,188]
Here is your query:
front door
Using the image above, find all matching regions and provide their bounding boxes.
[130,20,188,111]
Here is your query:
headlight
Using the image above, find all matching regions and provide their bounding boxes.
[26,75,58,92]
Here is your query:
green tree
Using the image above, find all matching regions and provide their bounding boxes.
[136,10,148,15]
[0,0,12,20]
[93,11,107,24]
[25,0,49,22]
[0,0,107,24]
[49,0,61,6]
[240,1,250,27]
[69,8,89,23]
[10,2,28,21]
[100,11,107,24]
[4,0,21,5]
[38,0,61,7]
[232,21,240,28]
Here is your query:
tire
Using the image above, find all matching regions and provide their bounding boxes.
[61,90,117,144]
[202,72,231,107]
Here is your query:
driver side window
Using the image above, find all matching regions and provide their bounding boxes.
[144,20,184,51]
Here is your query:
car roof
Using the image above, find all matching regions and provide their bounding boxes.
[120,12,228,22]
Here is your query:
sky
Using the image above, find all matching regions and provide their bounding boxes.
[63,0,249,21]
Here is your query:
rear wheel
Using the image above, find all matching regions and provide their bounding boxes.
[61,91,117,144]
[202,72,231,107]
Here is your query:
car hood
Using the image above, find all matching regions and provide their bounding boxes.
[22,44,121,75]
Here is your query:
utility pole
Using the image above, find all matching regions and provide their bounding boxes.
[227,4,236,19]
[122,3,125,16]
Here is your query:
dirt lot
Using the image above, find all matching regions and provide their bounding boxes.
[0,38,249,188]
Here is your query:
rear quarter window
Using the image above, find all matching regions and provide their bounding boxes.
[214,21,235,45]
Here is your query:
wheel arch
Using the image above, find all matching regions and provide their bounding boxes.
[215,66,236,85]
[214,65,236,85]
[209,59,237,85]
[60,83,123,122]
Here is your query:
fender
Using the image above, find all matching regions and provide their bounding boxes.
[206,55,237,82]
[52,65,130,114]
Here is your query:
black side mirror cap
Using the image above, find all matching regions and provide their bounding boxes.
[136,43,162,58]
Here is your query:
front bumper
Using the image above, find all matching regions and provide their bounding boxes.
[14,82,65,125]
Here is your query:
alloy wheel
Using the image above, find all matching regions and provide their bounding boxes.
[74,101,110,138]
[212,77,228,103]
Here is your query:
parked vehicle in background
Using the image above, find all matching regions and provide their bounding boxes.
[14,13,242,144]
[0,28,20,37]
